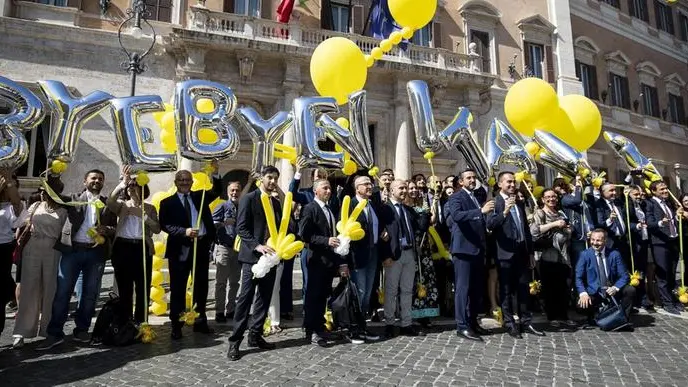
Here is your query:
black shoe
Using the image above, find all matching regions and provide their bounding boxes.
[171,326,182,340]
[523,324,545,337]
[507,327,523,339]
[215,313,227,324]
[227,341,241,361]
[631,307,639,315]
[643,304,656,313]
[384,325,397,339]
[472,325,491,336]
[227,311,235,320]
[311,332,328,347]
[247,334,276,349]
[457,329,482,341]
[193,322,215,334]
[400,326,426,337]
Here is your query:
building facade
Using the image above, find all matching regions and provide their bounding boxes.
[0,0,684,194]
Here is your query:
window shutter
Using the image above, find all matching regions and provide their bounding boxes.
[545,45,555,83]
[67,0,80,8]
[432,21,442,49]
[321,0,334,30]
[523,43,532,75]
[352,5,364,34]
[668,8,675,35]
[655,1,662,29]
[628,0,635,18]
[622,76,630,109]
[261,0,272,19]
[224,0,235,13]
[678,96,686,125]
[590,65,599,100]
[575,59,581,79]
[651,87,660,118]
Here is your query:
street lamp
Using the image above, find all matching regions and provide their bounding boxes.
[117,0,156,96]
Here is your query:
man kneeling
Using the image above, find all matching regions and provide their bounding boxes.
[575,228,635,330]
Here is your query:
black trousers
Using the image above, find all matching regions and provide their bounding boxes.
[280,258,294,314]
[540,260,570,321]
[304,259,335,333]
[581,285,636,322]
[497,245,532,328]
[633,240,650,306]
[0,241,15,334]
[168,236,211,325]
[651,240,679,307]
[111,238,152,323]
[228,263,277,343]
[452,254,484,331]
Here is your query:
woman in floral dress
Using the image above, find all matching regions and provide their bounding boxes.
[405,181,440,327]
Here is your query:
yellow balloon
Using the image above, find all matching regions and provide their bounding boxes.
[558,94,602,151]
[365,55,376,68]
[524,142,540,157]
[160,111,175,132]
[160,128,177,153]
[336,117,350,129]
[389,31,403,44]
[533,186,545,199]
[191,172,213,191]
[539,108,575,141]
[504,78,559,137]
[150,301,167,316]
[380,39,393,52]
[150,286,165,302]
[152,256,164,271]
[349,228,365,241]
[209,197,226,212]
[151,271,164,287]
[388,0,437,29]
[50,160,68,174]
[198,128,219,144]
[310,37,367,105]
[401,27,414,39]
[154,241,166,256]
[150,192,169,212]
[371,47,383,60]
[196,98,215,113]
[342,160,357,176]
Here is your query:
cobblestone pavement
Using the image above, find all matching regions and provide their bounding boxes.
[3,261,688,386]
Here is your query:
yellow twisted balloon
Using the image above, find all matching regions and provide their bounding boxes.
[336,196,367,241]
[261,192,304,260]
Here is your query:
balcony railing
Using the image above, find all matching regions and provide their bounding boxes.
[187,6,483,74]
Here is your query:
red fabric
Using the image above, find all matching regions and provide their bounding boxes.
[276,0,296,23]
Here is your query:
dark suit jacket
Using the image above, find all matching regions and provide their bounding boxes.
[348,196,387,269]
[594,197,628,249]
[289,176,340,215]
[561,187,596,241]
[299,200,345,270]
[486,194,532,261]
[159,176,222,261]
[627,200,648,244]
[444,189,486,256]
[645,197,679,245]
[575,248,629,295]
[236,189,282,264]
[379,201,429,260]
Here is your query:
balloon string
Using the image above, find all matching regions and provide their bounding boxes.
[142,205,148,324]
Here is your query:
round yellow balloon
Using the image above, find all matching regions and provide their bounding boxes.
[401,27,414,39]
[365,55,375,68]
[160,128,177,153]
[380,39,393,52]
[150,286,165,302]
[558,94,602,151]
[371,47,383,60]
[154,241,166,256]
[389,31,403,44]
[388,0,437,30]
[196,98,215,114]
[150,301,167,316]
[539,108,575,141]
[524,142,540,157]
[198,128,219,144]
[160,111,175,132]
[310,37,367,105]
[336,117,350,129]
[151,271,164,287]
[152,256,164,271]
[504,78,559,137]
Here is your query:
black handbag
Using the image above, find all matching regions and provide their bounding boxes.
[329,278,365,330]
[595,293,630,331]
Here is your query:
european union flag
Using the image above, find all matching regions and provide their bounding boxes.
[369,0,408,50]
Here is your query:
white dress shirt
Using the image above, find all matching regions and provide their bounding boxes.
[177,192,206,236]
[117,214,144,240]
[500,192,523,241]
[74,191,100,243]
[653,196,678,238]
[0,202,24,244]
[314,197,335,236]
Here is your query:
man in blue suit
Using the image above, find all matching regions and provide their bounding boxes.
[576,228,635,327]
[444,169,493,341]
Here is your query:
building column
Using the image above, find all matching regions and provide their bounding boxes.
[393,80,411,180]
[548,0,583,96]
[278,61,303,190]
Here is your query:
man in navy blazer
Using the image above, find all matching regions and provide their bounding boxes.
[595,182,630,261]
[159,166,222,340]
[444,169,494,341]
[486,172,543,339]
[576,229,635,327]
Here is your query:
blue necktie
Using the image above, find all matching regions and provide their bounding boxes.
[511,205,523,242]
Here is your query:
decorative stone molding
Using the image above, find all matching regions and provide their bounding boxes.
[459,0,501,27]
[635,61,661,87]
[516,14,555,46]
[174,46,207,79]
[236,51,256,84]
[573,36,600,65]
[604,50,631,76]
[665,73,686,96]
[431,81,448,108]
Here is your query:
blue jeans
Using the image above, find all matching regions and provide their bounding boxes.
[47,247,106,338]
[351,252,378,315]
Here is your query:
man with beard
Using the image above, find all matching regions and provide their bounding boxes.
[38,169,117,350]
[228,166,282,360]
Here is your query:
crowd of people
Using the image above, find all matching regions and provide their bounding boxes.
[1,162,686,361]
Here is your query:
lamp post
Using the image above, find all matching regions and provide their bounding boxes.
[117,0,156,96]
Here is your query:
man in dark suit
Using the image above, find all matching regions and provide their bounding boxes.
[348,175,385,343]
[159,165,222,340]
[38,169,117,350]
[380,180,429,338]
[299,179,349,346]
[595,182,630,260]
[444,169,494,341]
[228,166,282,360]
[559,176,596,268]
[627,185,652,311]
[645,180,684,315]
[486,171,544,339]
[576,229,635,328]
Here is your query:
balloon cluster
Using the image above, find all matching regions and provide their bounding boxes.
[149,241,168,316]
[333,196,367,256]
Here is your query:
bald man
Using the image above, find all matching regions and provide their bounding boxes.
[159,167,222,340]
